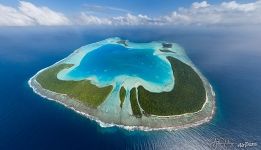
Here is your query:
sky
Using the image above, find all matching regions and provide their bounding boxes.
[0,0,260,26]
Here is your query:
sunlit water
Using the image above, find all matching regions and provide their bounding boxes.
[0,27,260,150]
[61,43,172,89]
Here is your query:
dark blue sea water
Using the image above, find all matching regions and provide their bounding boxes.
[66,44,172,86]
[0,27,260,150]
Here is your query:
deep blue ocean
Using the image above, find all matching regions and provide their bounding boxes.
[0,26,260,150]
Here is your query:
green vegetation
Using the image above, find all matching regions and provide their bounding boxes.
[130,88,142,117]
[36,64,113,108]
[35,56,205,117]
[116,40,128,46]
[159,49,176,53]
[138,56,206,116]
[162,43,172,48]
[119,87,126,108]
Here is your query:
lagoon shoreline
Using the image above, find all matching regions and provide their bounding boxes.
[28,64,215,131]
[28,38,216,131]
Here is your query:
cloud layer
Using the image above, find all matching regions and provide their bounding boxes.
[0,1,70,26]
[164,1,261,26]
[0,1,261,26]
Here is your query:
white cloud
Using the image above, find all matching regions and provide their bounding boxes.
[77,12,112,25]
[76,13,162,26]
[19,1,70,25]
[112,13,160,25]
[0,1,70,26]
[0,1,261,26]
[221,1,256,12]
[163,0,261,26]
[83,4,131,16]
[112,13,147,25]
[192,1,210,9]
[76,1,261,26]
[0,4,34,26]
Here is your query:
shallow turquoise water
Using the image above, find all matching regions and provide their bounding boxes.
[65,44,172,88]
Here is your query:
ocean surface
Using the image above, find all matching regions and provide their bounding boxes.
[0,26,260,150]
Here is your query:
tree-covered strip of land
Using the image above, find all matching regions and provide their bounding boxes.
[36,64,113,108]
[119,87,126,108]
[159,49,176,53]
[138,56,206,116]
[130,88,142,117]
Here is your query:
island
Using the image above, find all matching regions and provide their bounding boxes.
[28,37,215,131]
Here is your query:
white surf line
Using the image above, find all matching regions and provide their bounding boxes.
[28,73,215,131]
[28,38,215,131]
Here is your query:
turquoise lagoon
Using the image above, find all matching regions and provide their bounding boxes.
[57,37,183,92]
[60,44,173,90]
